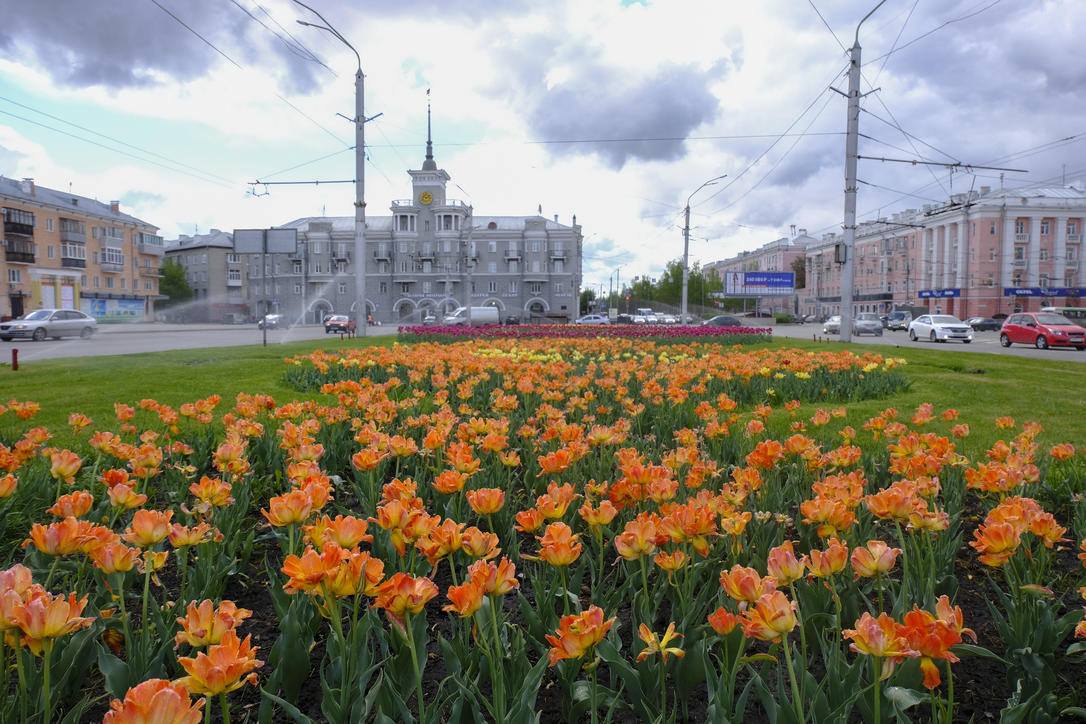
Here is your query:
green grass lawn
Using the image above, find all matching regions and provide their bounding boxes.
[3,335,1084,451]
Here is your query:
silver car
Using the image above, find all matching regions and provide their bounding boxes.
[0,308,98,341]
[908,314,974,344]
[852,313,884,336]
[823,315,841,334]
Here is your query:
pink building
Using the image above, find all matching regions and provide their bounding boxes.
[706,230,815,313]
[802,185,1086,319]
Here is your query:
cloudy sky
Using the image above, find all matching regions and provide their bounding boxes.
[1,0,1083,291]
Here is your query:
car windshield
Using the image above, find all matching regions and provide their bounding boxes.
[931,315,962,324]
[857,314,879,321]
[1036,314,1073,325]
[23,310,52,320]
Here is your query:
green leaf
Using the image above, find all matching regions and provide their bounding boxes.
[96,643,131,699]
[259,688,315,724]
[884,685,925,711]
[1060,706,1086,720]
[953,643,1007,663]
[507,656,548,721]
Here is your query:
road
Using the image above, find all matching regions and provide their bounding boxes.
[768,323,1086,362]
[2,320,1083,364]
[0,322,400,363]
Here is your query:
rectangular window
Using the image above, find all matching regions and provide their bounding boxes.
[7,269,19,283]
[120,278,126,289]
[987,273,994,287]
[338,283,346,294]
[292,261,302,274]
[1040,274,1049,289]
[508,281,517,294]
[554,260,564,273]
[48,246,55,259]
[530,240,540,252]
[1069,247,1078,261]
[105,276,114,289]
[1069,220,1079,234]
[488,241,497,253]
[1013,246,1025,260]
[554,282,563,294]
[1015,220,1025,234]
[989,248,996,262]
[310,242,321,254]
[379,282,388,294]
[400,283,410,294]
[488,281,497,293]
[508,261,518,273]
[294,283,302,294]
[1040,249,1048,261]
[990,221,997,235]
[228,268,242,282]
[94,276,100,288]
[1041,220,1050,235]
[423,261,432,273]
[488,262,497,273]
[400,260,409,273]
[47,218,54,232]
[313,261,322,274]
[399,241,408,253]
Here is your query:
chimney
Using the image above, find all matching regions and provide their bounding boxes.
[553,214,558,223]
[21,178,35,196]
[797,228,807,237]
[980,186,990,195]
[110,200,120,213]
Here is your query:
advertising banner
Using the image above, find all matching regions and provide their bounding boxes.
[722,271,795,296]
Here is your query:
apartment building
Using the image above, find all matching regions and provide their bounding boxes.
[802,185,1086,319]
[705,229,816,313]
[1,177,163,321]
[163,230,249,322]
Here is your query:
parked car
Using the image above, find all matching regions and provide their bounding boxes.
[999,312,1086,350]
[257,314,283,329]
[851,312,883,336]
[703,315,744,327]
[422,313,439,326]
[573,314,609,325]
[743,310,775,318]
[659,314,679,324]
[823,316,841,334]
[965,317,1001,332]
[613,313,635,324]
[908,314,974,343]
[0,308,97,341]
[323,314,355,334]
[503,315,520,325]
[885,311,912,330]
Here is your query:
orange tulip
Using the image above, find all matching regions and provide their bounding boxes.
[968,521,1021,567]
[212,441,250,478]
[351,447,389,472]
[326,549,385,598]
[578,500,618,532]
[850,540,901,579]
[514,508,545,533]
[806,538,849,579]
[545,605,615,666]
[175,599,253,648]
[175,628,263,695]
[766,541,807,586]
[12,590,95,655]
[636,621,685,664]
[432,470,470,495]
[108,484,148,511]
[102,679,205,724]
[90,541,142,575]
[188,476,234,508]
[128,443,163,480]
[47,490,93,518]
[281,546,340,595]
[537,522,582,567]
[740,590,798,642]
[843,612,918,678]
[415,518,466,566]
[466,557,520,596]
[460,527,500,560]
[100,468,133,489]
[24,517,89,556]
[304,514,373,551]
[614,516,659,561]
[720,564,776,605]
[261,488,314,527]
[707,606,740,636]
[0,473,16,498]
[373,573,439,624]
[446,441,482,475]
[168,523,220,548]
[122,509,174,548]
[48,449,83,485]
[443,579,485,618]
[466,487,506,515]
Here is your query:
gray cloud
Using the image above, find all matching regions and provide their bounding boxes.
[0,0,323,93]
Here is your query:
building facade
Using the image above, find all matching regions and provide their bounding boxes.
[248,138,583,325]
[802,185,1086,319]
[163,230,249,322]
[1,177,163,321]
[705,230,815,313]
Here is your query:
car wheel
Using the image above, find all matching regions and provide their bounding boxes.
[909,329,917,341]
[32,327,46,341]
[1035,335,1048,350]
[0,337,10,342]
[1000,334,1011,347]
[963,339,971,344]
[877,330,883,336]
[1077,346,1086,351]
[929,331,937,343]
[80,327,93,339]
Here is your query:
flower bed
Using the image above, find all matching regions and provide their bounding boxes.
[0,338,1084,723]
[397,322,773,342]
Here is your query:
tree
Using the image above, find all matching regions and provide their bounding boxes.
[579,287,597,314]
[159,260,194,307]
[791,256,806,290]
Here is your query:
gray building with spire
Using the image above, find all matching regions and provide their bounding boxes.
[247,117,583,326]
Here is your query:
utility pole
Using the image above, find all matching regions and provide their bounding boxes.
[682,174,727,323]
[839,1,886,343]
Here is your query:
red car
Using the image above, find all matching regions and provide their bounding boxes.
[323,314,356,334]
[999,312,1086,350]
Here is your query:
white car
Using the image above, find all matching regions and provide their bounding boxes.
[573,314,609,325]
[908,314,974,344]
[823,315,841,334]
[0,308,97,341]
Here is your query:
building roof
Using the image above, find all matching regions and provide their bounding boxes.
[164,229,235,251]
[0,176,155,228]
[279,215,576,233]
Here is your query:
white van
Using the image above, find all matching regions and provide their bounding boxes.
[443,306,500,326]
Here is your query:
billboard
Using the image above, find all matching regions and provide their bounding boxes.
[721,271,795,296]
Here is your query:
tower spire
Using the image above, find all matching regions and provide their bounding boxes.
[423,88,437,171]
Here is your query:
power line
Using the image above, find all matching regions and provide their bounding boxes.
[808,0,846,52]
[227,0,334,74]
[867,0,1004,66]
[148,0,348,148]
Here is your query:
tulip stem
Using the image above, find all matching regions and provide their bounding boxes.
[780,635,804,723]
[44,556,60,590]
[872,657,882,724]
[42,639,53,724]
[403,613,425,719]
[141,552,154,639]
[15,645,28,722]
[220,692,232,724]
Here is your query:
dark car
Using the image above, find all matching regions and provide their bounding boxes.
[504,315,520,325]
[323,314,355,334]
[613,313,635,324]
[965,317,1001,332]
[703,315,744,327]
[257,314,283,329]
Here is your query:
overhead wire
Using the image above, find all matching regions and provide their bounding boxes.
[227,0,333,73]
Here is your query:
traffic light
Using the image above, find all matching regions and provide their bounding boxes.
[625,295,630,301]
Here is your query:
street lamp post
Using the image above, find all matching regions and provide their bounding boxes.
[295,1,371,336]
[682,174,727,323]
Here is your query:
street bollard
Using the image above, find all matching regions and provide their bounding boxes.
[12,348,18,371]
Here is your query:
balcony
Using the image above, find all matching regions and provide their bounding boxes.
[59,227,86,243]
[504,250,522,260]
[4,219,34,237]
[332,245,352,261]
[139,266,163,278]
[373,249,391,261]
[1015,233,1029,242]
[3,239,35,263]
[61,256,87,269]
[1069,233,1082,242]
[1012,258,1027,268]
[100,261,125,273]
[550,249,567,260]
